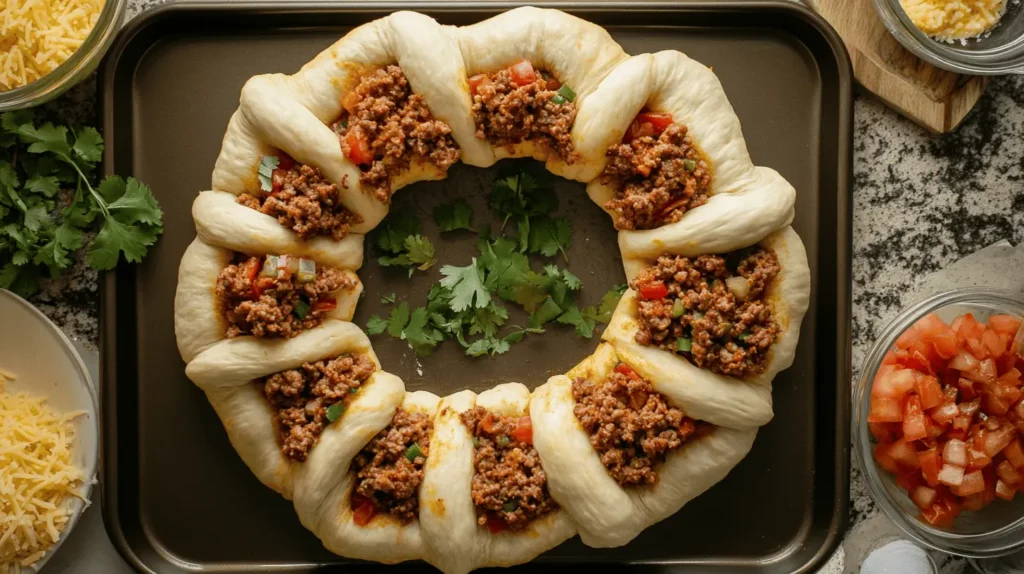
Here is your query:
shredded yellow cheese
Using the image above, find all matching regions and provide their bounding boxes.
[0,0,105,91]
[0,369,86,573]
[901,0,1007,41]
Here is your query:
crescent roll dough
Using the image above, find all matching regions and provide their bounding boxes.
[174,7,813,572]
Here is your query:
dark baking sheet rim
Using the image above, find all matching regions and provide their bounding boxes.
[98,2,854,572]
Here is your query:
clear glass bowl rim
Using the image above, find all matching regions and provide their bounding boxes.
[0,0,126,110]
[855,287,1024,558]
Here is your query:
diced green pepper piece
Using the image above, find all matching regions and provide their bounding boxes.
[297,258,316,283]
[671,299,685,318]
[350,386,359,394]
[502,500,519,512]
[676,337,692,352]
[556,84,577,102]
[473,436,480,448]
[405,442,423,462]
[683,159,697,171]
[294,299,311,319]
[551,94,566,105]
[260,255,280,278]
[326,402,345,423]
[497,435,510,448]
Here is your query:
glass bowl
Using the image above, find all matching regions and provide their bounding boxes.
[0,0,126,111]
[873,0,1024,75]
[855,287,1024,558]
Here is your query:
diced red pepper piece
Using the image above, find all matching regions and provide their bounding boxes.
[344,128,373,165]
[511,416,533,444]
[351,493,378,526]
[509,60,536,87]
[311,298,338,313]
[637,281,669,300]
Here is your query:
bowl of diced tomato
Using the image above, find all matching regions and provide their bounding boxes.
[855,287,1024,557]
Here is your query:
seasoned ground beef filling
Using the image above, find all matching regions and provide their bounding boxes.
[237,160,361,240]
[216,255,352,338]
[460,407,557,531]
[631,248,781,378]
[470,65,579,163]
[601,123,711,231]
[333,65,460,204]
[351,409,433,522]
[572,366,704,486]
[260,354,376,461]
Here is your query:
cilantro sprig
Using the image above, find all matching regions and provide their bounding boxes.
[0,110,163,296]
[366,165,625,358]
[371,208,436,276]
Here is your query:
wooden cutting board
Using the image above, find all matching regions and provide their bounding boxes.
[810,0,987,133]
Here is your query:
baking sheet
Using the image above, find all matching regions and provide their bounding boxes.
[99,2,853,572]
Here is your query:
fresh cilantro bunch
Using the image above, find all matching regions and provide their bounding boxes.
[370,208,436,276]
[366,166,626,358]
[0,110,163,296]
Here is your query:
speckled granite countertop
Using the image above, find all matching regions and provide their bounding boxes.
[27,1,1024,572]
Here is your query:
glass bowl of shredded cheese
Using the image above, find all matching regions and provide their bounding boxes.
[875,0,1024,74]
[0,0,126,110]
[0,289,98,573]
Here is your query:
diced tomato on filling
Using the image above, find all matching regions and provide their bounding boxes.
[509,60,537,87]
[485,513,507,534]
[870,311,1024,527]
[511,416,533,444]
[623,111,674,144]
[344,128,373,165]
[637,281,669,300]
[311,298,338,313]
[468,73,492,94]
[351,493,378,526]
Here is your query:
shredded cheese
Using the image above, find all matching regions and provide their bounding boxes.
[0,369,86,573]
[901,0,1007,41]
[0,0,105,91]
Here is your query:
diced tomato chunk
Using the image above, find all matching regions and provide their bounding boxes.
[872,367,917,399]
[485,513,507,534]
[919,448,942,487]
[983,329,1008,357]
[874,443,901,473]
[509,60,537,86]
[344,128,373,165]
[637,281,669,300]
[943,439,968,467]
[984,426,1016,456]
[511,416,533,444]
[967,444,991,470]
[468,74,492,94]
[989,314,1022,337]
[635,112,674,135]
[1004,440,1024,469]
[930,401,959,425]
[920,496,959,527]
[351,493,378,526]
[997,460,1021,485]
[996,479,1017,501]
[951,470,984,496]
[615,362,639,379]
[888,438,921,468]
[896,325,920,349]
[311,298,338,313]
[951,352,981,375]
[983,394,1012,417]
[479,413,496,434]
[869,422,900,443]
[902,396,927,441]
[916,375,944,410]
[911,485,938,509]
[868,397,903,423]
[961,492,985,511]
[897,468,920,491]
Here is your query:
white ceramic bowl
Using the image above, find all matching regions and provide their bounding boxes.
[0,289,98,571]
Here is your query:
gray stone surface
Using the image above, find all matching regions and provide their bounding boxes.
[30,0,1024,572]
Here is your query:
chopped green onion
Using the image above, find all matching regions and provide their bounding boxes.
[502,500,519,512]
[405,442,423,462]
[739,331,751,343]
[326,402,345,422]
[473,436,480,448]
[260,255,280,278]
[676,337,692,352]
[556,84,577,102]
[551,94,566,105]
[297,258,316,283]
[294,299,311,319]
[671,299,685,318]
[497,435,510,448]
[683,159,697,171]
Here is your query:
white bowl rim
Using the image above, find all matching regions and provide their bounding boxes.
[0,288,99,572]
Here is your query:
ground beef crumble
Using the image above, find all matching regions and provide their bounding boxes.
[216,254,353,339]
[470,65,579,163]
[572,367,706,486]
[350,409,433,522]
[237,160,361,240]
[260,354,376,461]
[630,248,781,378]
[460,407,557,531]
[333,65,460,204]
[600,123,711,231]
